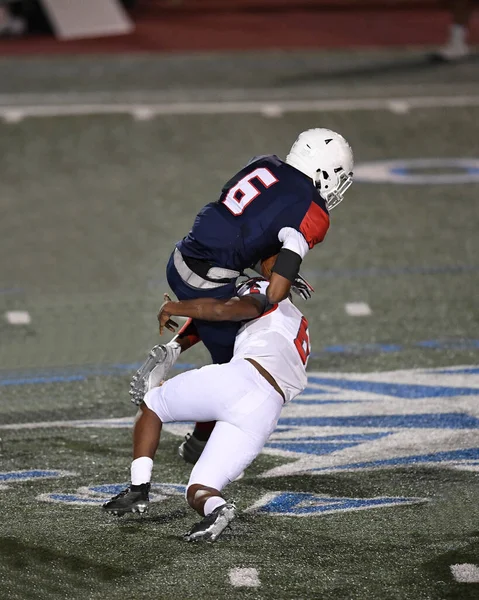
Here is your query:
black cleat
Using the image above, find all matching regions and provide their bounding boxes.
[178,433,207,464]
[102,483,150,516]
[184,502,236,542]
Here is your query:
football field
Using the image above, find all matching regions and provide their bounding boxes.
[0,50,478,599]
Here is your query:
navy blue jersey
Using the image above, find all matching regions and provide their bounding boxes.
[177,155,329,272]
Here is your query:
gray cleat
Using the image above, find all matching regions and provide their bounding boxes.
[129,342,181,405]
[184,502,236,542]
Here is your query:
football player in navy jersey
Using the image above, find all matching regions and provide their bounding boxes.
[129,127,354,461]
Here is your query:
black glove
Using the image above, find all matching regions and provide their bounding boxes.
[291,273,314,300]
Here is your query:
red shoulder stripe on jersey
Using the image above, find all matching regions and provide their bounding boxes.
[299,202,330,249]
[260,303,278,318]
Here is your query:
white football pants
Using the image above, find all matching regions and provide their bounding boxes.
[143,358,283,492]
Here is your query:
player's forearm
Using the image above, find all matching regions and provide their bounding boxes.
[266,272,292,303]
[266,245,302,303]
[163,297,260,322]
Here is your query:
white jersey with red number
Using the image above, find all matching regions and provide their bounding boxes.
[232,278,310,402]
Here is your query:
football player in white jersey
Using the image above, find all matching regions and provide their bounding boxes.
[103,273,310,542]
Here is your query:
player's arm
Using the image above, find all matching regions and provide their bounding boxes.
[158,294,264,335]
[266,227,309,304]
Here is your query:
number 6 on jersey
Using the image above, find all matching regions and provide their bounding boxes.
[222,168,279,216]
[294,316,311,365]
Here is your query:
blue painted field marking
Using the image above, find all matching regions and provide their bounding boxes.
[311,447,479,472]
[297,387,331,395]
[267,441,368,456]
[0,375,84,386]
[0,362,197,386]
[47,494,104,504]
[293,399,362,405]
[434,367,479,375]
[250,492,427,516]
[88,483,186,495]
[306,376,479,399]
[279,413,479,429]
[0,341,478,387]
[38,483,187,506]
[0,470,75,490]
[417,340,479,350]
[0,470,68,481]
[274,433,392,443]
[318,343,402,355]
[266,432,392,457]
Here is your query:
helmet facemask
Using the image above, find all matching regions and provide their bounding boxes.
[315,168,353,211]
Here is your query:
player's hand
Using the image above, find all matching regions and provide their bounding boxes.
[291,274,314,300]
[157,293,179,335]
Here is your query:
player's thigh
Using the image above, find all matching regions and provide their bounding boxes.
[143,365,219,423]
[142,361,252,423]
[188,389,283,491]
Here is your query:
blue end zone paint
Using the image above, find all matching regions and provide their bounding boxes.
[267,432,392,456]
[294,399,362,405]
[312,339,479,357]
[417,340,479,350]
[318,343,402,355]
[39,483,187,505]
[0,362,197,386]
[267,441,370,456]
[296,387,331,395]
[47,494,104,504]
[277,433,393,443]
[434,367,479,375]
[253,492,426,515]
[0,375,85,386]
[88,483,186,495]
[311,447,479,472]
[306,376,479,399]
[0,342,478,386]
[279,413,479,429]
[0,470,65,481]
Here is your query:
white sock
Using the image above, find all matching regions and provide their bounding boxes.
[449,24,466,46]
[131,457,153,486]
[203,496,226,516]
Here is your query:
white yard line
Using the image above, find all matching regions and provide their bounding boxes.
[450,563,479,583]
[345,302,372,317]
[0,95,478,121]
[229,567,260,588]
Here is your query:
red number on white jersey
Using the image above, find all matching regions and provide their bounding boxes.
[294,316,311,365]
[222,168,279,216]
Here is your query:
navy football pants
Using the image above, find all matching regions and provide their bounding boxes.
[166,251,240,364]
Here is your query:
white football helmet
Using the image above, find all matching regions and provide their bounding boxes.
[285,128,354,210]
